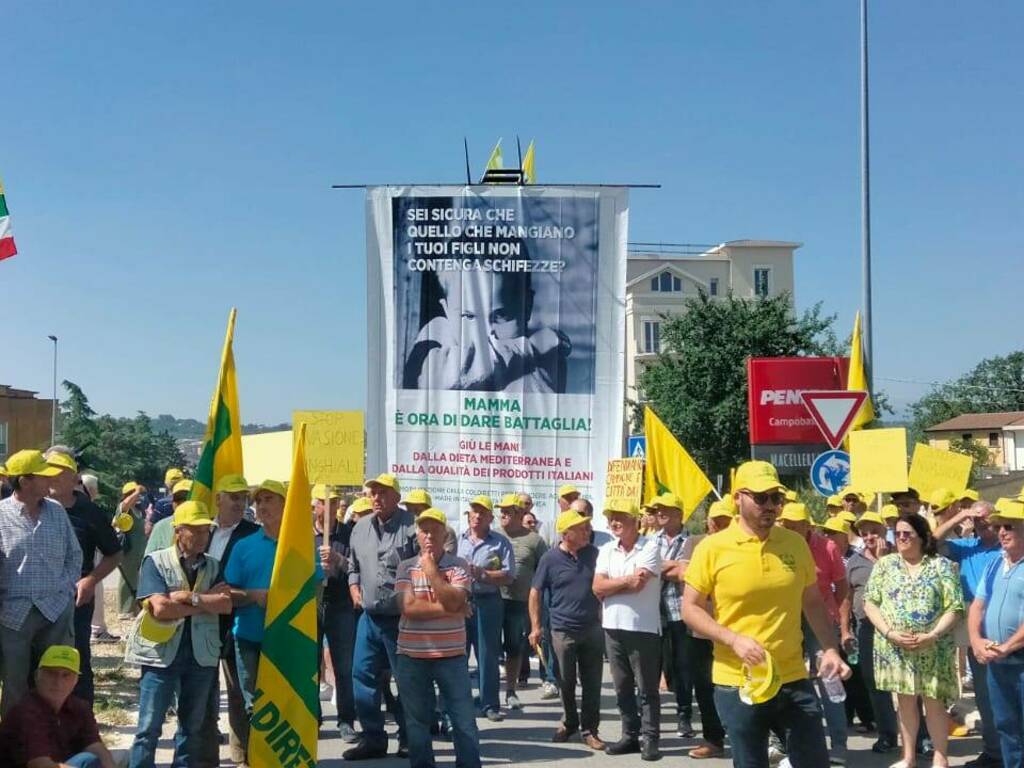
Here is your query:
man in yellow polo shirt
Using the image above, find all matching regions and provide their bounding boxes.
[682,460,849,768]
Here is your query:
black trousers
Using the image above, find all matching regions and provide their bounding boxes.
[683,632,726,746]
[604,628,662,742]
[551,624,604,736]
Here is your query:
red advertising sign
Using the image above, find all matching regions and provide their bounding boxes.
[747,357,850,445]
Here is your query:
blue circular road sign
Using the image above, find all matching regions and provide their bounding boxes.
[810,450,851,497]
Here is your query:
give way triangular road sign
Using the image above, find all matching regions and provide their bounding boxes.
[799,390,868,449]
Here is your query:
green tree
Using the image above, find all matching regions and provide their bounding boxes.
[908,352,1024,444]
[634,292,845,479]
[948,437,992,479]
[57,381,185,500]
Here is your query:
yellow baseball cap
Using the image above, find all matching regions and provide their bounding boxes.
[854,511,887,531]
[350,497,373,516]
[557,484,580,498]
[839,510,858,525]
[958,489,979,502]
[366,473,401,493]
[733,461,784,493]
[3,450,61,478]
[165,468,185,487]
[215,474,249,494]
[779,503,810,523]
[46,452,78,474]
[556,508,590,534]
[38,645,81,675]
[402,488,432,506]
[929,488,957,510]
[122,481,141,496]
[881,503,899,521]
[416,507,448,526]
[651,492,683,511]
[822,517,851,535]
[173,500,215,527]
[312,483,339,501]
[468,495,494,512]
[708,498,736,519]
[254,479,287,500]
[496,493,522,509]
[992,497,1024,522]
[172,479,193,496]
[840,487,865,502]
[603,498,641,518]
[784,489,798,503]
[826,495,842,507]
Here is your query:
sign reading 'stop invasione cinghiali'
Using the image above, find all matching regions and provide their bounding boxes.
[366,186,628,530]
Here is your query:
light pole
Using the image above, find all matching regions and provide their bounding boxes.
[860,0,874,386]
[47,335,57,445]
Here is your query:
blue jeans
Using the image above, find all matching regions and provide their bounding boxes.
[353,612,405,746]
[465,593,503,712]
[714,680,830,768]
[396,653,480,768]
[66,754,100,768]
[129,644,217,768]
[987,661,1024,768]
[235,637,261,713]
[968,648,1002,759]
[321,600,357,725]
[803,622,847,756]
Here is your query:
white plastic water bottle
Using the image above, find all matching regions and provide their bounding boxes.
[815,651,847,703]
[846,637,860,666]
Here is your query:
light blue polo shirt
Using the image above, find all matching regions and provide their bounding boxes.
[945,538,1001,602]
[975,553,1024,662]
[224,531,323,643]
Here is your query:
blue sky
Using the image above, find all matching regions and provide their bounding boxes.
[4,2,1021,423]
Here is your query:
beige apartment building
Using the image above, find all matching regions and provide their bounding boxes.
[625,240,799,402]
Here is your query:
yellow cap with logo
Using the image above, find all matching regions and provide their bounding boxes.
[708,498,736,519]
[254,480,287,500]
[733,461,784,493]
[350,497,373,516]
[779,503,810,523]
[497,493,523,509]
[46,452,78,474]
[113,511,135,533]
[556,508,590,534]
[173,500,215,527]
[402,488,432,506]
[3,450,61,478]
[122,481,141,496]
[416,507,448,526]
[993,497,1024,522]
[215,474,249,494]
[603,498,641,518]
[929,488,957,510]
[165,468,185,487]
[854,511,887,531]
[366,473,401,493]
[651,492,683,511]
[739,652,780,705]
[822,517,851,535]
[38,645,81,675]
[468,495,494,512]
[172,479,193,496]
[557,484,580,498]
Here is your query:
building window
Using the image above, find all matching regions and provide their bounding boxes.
[709,278,719,296]
[650,271,682,293]
[754,267,771,298]
[989,432,1000,448]
[962,433,972,442]
[642,321,661,354]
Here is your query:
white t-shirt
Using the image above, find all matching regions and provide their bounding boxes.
[595,535,662,634]
[209,520,241,562]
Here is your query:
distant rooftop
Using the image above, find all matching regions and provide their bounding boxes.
[0,385,42,399]
[926,411,1024,432]
[628,240,802,259]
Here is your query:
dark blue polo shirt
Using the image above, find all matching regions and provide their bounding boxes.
[531,544,600,633]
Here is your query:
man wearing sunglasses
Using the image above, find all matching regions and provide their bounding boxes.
[969,498,1024,768]
[682,461,850,768]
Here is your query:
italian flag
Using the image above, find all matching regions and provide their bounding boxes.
[0,180,16,261]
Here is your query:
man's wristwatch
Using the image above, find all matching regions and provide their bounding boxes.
[190,592,200,607]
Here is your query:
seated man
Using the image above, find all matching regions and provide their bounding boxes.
[0,645,116,768]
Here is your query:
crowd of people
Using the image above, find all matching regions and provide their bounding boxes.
[2,448,1024,768]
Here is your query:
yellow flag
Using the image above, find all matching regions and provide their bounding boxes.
[848,311,876,429]
[248,422,319,766]
[484,139,503,171]
[522,140,536,183]
[643,407,713,521]
[190,308,244,509]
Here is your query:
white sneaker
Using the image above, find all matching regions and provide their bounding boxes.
[541,682,559,700]
[319,682,334,701]
[778,759,792,768]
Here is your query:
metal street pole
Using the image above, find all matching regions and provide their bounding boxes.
[861,0,874,388]
[48,335,58,445]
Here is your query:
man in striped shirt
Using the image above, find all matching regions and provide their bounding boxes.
[395,507,480,768]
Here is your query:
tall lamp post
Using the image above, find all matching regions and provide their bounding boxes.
[47,335,58,446]
[861,0,874,386]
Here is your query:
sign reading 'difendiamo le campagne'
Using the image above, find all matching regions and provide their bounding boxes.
[365,186,628,528]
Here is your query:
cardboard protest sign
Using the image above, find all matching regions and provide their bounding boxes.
[908,443,973,499]
[605,458,644,507]
[850,428,908,494]
[293,410,365,486]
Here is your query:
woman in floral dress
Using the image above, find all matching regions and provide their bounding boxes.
[864,513,963,768]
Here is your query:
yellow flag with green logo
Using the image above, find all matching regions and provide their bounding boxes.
[190,308,244,509]
[643,406,713,521]
[248,422,319,767]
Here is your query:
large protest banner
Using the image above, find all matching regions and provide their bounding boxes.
[366,186,628,531]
